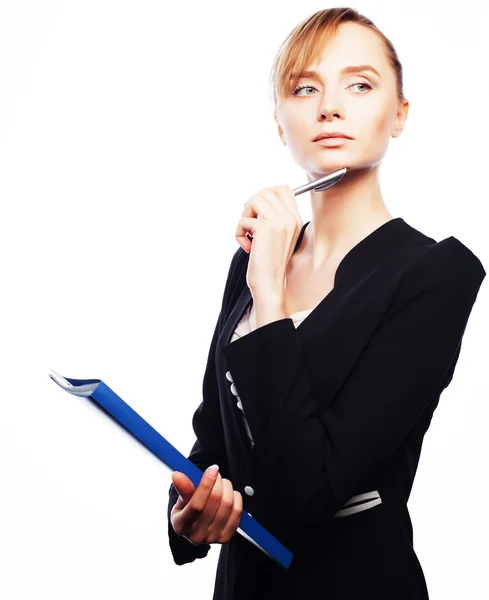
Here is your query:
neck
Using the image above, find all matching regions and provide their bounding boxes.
[301,165,393,270]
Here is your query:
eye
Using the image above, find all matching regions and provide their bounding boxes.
[348,82,373,94]
[291,81,374,96]
[291,84,318,96]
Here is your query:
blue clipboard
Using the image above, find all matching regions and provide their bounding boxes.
[48,370,293,569]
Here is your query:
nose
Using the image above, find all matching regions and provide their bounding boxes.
[318,91,343,121]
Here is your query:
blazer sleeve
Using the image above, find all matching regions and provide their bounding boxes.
[167,246,245,565]
[221,237,486,527]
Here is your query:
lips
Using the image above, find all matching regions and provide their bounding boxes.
[312,132,353,141]
[314,137,350,147]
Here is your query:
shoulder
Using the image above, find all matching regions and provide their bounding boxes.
[408,235,485,288]
[392,233,486,315]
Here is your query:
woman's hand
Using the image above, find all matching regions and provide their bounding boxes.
[235,185,303,295]
[170,465,243,546]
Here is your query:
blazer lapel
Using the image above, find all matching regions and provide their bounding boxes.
[220,284,253,349]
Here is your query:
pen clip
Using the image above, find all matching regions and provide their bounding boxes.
[313,179,342,192]
[292,167,347,195]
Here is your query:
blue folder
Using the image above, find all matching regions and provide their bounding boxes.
[48,370,293,569]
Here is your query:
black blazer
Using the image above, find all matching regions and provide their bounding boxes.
[167,217,486,600]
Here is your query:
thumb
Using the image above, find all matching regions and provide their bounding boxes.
[172,471,195,507]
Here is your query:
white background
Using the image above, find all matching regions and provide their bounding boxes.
[1,1,488,598]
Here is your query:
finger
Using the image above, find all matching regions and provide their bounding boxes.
[185,473,223,545]
[218,490,243,543]
[242,188,281,221]
[244,185,300,224]
[237,188,288,252]
[206,478,235,542]
[170,472,196,536]
[267,184,302,223]
[171,471,195,508]
[251,186,298,222]
[236,213,298,245]
[236,216,259,253]
[236,216,263,245]
[239,188,298,233]
[179,464,221,529]
[240,190,280,237]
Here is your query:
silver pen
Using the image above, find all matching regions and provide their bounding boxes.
[292,166,347,195]
[245,166,347,242]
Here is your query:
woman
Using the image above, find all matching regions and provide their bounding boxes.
[167,7,486,599]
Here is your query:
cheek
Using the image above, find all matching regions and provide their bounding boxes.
[282,114,306,140]
[279,104,310,139]
[374,115,392,138]
[353,113,394,155]
[372,102,398,138]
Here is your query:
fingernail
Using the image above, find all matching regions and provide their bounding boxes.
[207,464,219,479]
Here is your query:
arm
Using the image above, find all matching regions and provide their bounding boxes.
[167,246,246,565]
[221,238,486,529]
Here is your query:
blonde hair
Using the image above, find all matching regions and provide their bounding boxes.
[269,7,406,111]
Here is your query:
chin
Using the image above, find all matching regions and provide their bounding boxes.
[305,160,352,177]
[308,154,379,174]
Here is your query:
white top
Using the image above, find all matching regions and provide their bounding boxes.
[230,301,319,447]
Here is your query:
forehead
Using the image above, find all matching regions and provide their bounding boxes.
[309,22,389,73]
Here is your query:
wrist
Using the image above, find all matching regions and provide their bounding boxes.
[251,287,285,305]
[251,290,288,328]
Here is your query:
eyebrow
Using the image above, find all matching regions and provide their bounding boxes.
[290,64,381,81]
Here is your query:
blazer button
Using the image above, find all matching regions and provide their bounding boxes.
[230,383,239,397]
[244,485,255,496]
[225,370,234,383]
[237,399,243,410]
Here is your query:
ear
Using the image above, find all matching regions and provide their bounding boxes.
[392,99,409,139]
[274,113,286,145]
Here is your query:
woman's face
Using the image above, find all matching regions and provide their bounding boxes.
[275,22,409,177]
